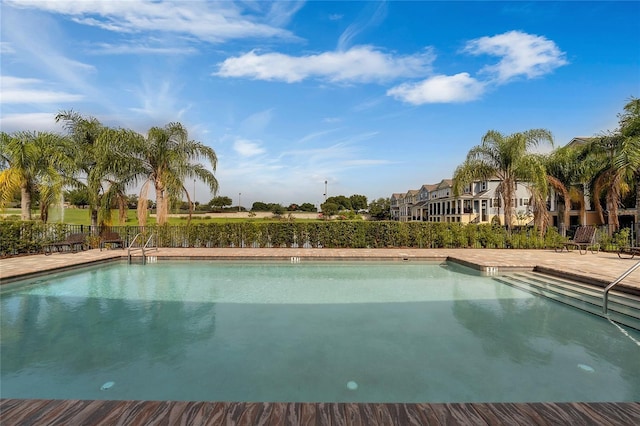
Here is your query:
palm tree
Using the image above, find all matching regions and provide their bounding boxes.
[0,131,71,221]
[127,122,218,226]
[616,98,640,245]
[453,129,554,231]
[583,98,639,236]
[543,143,591,235]
[55,111,136,228]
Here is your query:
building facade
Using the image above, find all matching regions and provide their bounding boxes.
[392,178,534,225]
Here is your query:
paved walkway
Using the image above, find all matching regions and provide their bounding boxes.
[1,248,639,292]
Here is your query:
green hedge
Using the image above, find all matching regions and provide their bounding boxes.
[1,221,568,257]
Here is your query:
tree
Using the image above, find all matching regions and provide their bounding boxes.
[56,110,130,228]
[321,201,339,218]
[251,201,270,211]
[541,145,588,234]
[585,98,640,237]
[349,194,368,211]
[127,122,218,225]
[368,197,391,220]
[270,203,285,215]
[0,131,71,221]
[210,196,233,211]
[65,188,90,208]
[326,195,352,211]
[453,129,554,231]
[298,202,317,212]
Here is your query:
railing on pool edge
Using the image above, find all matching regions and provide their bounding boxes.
[603,259,640,315]
[127,232,158,265]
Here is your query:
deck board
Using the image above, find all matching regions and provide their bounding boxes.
[3,399,638,425]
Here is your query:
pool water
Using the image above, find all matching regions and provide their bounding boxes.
[1,260,639,403]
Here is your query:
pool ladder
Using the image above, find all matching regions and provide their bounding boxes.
[603,259,640,314]
[128,232,158,265]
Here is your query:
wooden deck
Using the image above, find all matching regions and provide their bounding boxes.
[1,399,639,425]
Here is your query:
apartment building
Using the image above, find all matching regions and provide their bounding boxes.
[393,178,534,225]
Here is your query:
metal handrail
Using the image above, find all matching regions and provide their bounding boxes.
[603,259,640,314]
[127,232,157,264]
[127,233,143,263]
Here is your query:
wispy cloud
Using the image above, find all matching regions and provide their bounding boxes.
[240,109,274,136]
[1,42,15,54]
[464,30,568,83]
[297,128,341,144]
[6,0,299,43]
[128,78,190,123]
[90,42,198,56]
[337,1,387,51]
[387,73,486,104]
[215,46,434,83]
[0,76,84,104]
[233,139,266,157]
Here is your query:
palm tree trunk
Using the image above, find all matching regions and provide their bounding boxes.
[90,208,99,229]
[21,183,32,220]
[156,185,167,225]
[503,178,515,231]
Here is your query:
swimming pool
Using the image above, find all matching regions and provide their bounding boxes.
[1,260,639,403]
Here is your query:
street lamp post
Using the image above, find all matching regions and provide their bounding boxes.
[193,179,196,208]
[238,193,241,212]
[324,180,327,202]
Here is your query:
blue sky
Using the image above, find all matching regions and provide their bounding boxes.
[1,1,639,208]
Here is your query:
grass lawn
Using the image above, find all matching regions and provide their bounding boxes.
[1,208,322,225]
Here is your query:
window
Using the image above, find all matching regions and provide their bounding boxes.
[480,181,487,191]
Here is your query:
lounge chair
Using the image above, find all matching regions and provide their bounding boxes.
[618,246,640,259]
[44,233,88,255]
[555,225,599,255]
[100,231,125,251]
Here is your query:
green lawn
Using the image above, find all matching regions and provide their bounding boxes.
[1,208,321,225]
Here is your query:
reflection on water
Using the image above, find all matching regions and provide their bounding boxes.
[1,261,639,402]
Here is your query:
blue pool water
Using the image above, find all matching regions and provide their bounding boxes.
[1,260,639,403]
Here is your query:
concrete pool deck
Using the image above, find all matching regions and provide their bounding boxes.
[2,247,639,292]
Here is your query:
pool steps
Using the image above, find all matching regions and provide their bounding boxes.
[494,271,640,331]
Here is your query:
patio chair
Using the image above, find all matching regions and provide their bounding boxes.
[555,225,599,255]
[618,246,640,259]
[44,233,88,255]
[100,231,125,251]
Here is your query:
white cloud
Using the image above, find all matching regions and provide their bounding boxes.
[215,46,434,83]
[240,109,274,135]
[128,78,190,123]
[6,0,298,43]
[91,42,198,55]
[386,73,486,104]
[0,76,84,104]
[234,139,266,157]
[465,30,568,83]
[1,42,16,54]
[0,112,59,132]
